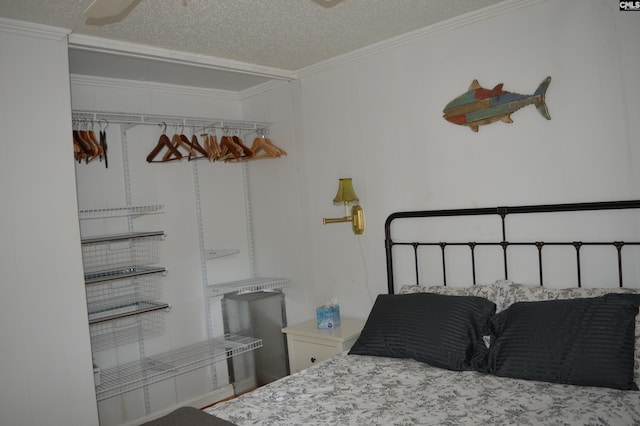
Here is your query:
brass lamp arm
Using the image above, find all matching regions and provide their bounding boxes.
[323,216,352,224]
[323,205,365,234]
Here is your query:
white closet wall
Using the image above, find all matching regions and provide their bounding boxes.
[241,81,314,325]
[72,80,260,425]
[0,19,99,426]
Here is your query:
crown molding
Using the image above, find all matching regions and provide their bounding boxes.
[296,0,543,79]
[238,79,291,100]
[70,70,291,102]
[0,17,70,40]
[70,74,240,100]
[68,0,541,95]
[68,33,296,82]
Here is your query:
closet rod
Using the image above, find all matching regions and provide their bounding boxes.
[72,110,271,131]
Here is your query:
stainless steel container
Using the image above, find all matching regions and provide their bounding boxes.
[223,291,288,392]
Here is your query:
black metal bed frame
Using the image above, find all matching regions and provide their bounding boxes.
[385,199,640,294]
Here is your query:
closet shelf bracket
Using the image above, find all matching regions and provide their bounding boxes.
[204,249,240,260]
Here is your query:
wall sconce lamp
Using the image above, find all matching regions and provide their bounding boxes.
[322,178,365,235]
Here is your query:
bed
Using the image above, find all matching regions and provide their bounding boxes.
[200,199,640,425]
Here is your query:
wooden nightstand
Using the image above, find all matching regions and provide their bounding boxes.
[282,318,366,374]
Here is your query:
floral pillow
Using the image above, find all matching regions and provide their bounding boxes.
[398,283,501,304]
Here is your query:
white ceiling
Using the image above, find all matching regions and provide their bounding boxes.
[0,0,504,92]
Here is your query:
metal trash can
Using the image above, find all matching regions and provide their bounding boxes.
[222,291,288,393]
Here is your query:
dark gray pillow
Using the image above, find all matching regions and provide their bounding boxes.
[484,294,639,390]
[141,407,236,426]
[349,293,495,371]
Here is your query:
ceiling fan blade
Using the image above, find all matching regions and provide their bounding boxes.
[310,0,345,8]
[83,0,139,20]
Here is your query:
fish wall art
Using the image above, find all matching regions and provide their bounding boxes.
[443,76,551,132]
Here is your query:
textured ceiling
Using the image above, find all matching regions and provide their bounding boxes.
[0,0,504,91]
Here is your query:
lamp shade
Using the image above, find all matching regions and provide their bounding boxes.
[333,178,359,204]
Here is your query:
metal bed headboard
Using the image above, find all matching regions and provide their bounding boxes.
[385,199,640,294]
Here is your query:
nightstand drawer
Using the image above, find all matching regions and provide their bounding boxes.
[288,337,341,372]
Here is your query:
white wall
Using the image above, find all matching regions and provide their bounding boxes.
[241,81,316,324]
[2,0,639,423]
[0,19,99,426]
[246,0,640,324]
[72,79,256,425]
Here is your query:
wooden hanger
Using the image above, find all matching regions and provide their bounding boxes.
[222,133,254,163]
[231,135,254,160]
[73,119,102,163]
[73,136,82,161]
[201,133,219,161]
[72,119,110,166]
[168,126,208,161]
[162,133,186,161]
[178,133,199,160]
[147,123,183,162]
[250,135,282,159]
[86,126,103,158]
[148,134,182,162]
[73,129,91,163]
[250,130,287,159]
[219,134,243,161]
[99,120,108,168]
[189,134,209,160]
[264,136,287,156]
[201,133,212,160]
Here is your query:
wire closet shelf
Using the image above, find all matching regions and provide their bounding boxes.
[79,204,165,220]
[72,110,272,133]
[95,334,262,401]
[207,277,290,296]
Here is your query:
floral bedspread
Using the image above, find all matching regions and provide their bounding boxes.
[206,352,640,425]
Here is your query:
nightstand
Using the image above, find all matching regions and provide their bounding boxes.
[282,318,366,374]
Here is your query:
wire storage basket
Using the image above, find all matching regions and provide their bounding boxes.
[81,231,164,274]
[89,304,168,352]
[85,266,165,314]
[81,230,168,352]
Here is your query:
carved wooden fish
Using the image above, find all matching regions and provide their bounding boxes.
[443,77,551,132]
